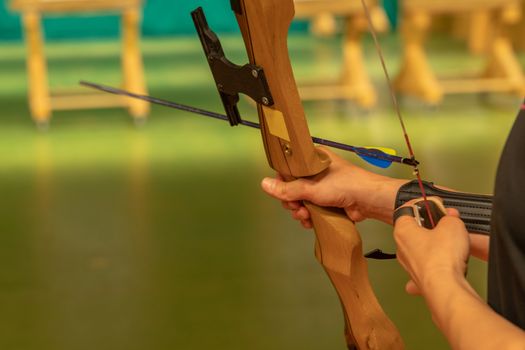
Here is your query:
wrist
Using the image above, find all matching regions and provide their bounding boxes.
[358,177,408,223]
[421,267,468,293]
[420,267,477,309]
[420,269,481,336]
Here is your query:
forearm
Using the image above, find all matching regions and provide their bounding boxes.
[357,176,407,224]
[424,274,525,350]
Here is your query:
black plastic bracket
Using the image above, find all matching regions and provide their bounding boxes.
[230,0,242,15]
[191,7,274,126]
[364,249,397,260]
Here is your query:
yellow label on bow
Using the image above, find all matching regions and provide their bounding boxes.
[262,106,290,141]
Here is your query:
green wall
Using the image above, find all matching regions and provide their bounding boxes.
[0,0,397,42]
[0,0,243,42]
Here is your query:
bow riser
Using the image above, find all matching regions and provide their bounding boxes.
[233,0,329,178]
[232,0,404,349]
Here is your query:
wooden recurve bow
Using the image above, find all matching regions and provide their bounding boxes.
[81,0,407,347]
[229,0,404,349]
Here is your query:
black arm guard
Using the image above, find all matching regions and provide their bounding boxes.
[395,180,493,235]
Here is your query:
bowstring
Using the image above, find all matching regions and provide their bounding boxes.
[359,0,436,228]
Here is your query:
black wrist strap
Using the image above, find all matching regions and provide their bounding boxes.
[395,180,493,235]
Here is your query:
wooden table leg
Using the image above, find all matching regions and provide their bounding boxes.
[394,11,443,104]
[483,32,525,96]
[23,11,51,127]
[311,12,337,37]
[467,10,491,54]
[122,7,149,121]
[480,4,525,96]
[341,16,376,107]
[512,2,525,51]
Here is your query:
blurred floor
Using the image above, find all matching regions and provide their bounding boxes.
[0,33,523,349]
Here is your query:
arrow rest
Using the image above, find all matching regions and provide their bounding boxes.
[230,0,242,14]
[191,7,274,126]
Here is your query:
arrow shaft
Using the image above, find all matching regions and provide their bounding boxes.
[79,81,416,167]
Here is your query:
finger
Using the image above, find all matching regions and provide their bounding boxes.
[261,177,311,202]
[393,215,425,244]
[393,206,416,226]
[405,280,421,296]
[301,219,313,229]
[282,200,302,211]
[394,214,421,231]
[292,207,311,221]
[446,208,460,218]
[435,214,466,230]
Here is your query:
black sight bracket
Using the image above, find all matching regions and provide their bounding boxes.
[191,7,274,126]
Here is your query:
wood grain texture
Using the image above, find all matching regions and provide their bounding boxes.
[235,0,330,178]
[234,1,404,348]
[307,203,404,349]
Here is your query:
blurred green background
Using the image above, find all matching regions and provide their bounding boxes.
[0,0,309,40]
[0,1,523,349]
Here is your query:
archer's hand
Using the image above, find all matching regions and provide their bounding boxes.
[260,148,407,228]
[393,202,470,296]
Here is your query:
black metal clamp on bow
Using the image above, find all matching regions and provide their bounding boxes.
[193,5,399,262]
[191,7,274,126]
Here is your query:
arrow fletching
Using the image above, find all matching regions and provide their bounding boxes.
[354,147,397,168]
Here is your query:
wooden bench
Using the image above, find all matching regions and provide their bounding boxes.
[294,0,388,107]
[395,0,525,104]
[10,0,149,128]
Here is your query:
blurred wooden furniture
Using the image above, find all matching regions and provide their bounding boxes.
[396,0,525,104]
[294,0,388,107]
[511,1,525,50]
[310,12,338,37]
[10,0,149,128]
[450,5,525,53]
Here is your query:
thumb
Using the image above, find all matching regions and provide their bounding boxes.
[261,177,309,202]
[446,207,460,218]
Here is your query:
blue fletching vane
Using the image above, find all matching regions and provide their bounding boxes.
[360,156,392,168]
[354,147,397,169]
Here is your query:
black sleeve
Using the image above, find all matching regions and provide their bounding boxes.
[488,99,525,329]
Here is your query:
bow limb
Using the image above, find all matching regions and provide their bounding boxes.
[307,204,403,349]
[232,1,404,349]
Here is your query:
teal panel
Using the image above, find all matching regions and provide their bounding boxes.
[0,0,22,41]
[142,0,238,36]
[0,0,306,42]
[383,0,399,30]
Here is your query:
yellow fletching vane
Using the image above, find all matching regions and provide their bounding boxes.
[364,147,397,156]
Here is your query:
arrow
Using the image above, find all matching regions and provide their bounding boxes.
[80,80,419,169]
